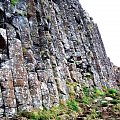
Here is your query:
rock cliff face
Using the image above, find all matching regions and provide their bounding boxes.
[0,0,119,118]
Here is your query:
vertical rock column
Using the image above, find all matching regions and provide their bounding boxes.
[36,0,60,107]
[27,0,59,108]
[1,69,16,117]
[5,0,33,110]
[26,0,43,109]
[58,0,91,87]
[0,24,17,117]
[9,38,32,111]
[46,1,69,100]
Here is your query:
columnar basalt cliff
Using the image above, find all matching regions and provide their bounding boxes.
[0,0,119,118]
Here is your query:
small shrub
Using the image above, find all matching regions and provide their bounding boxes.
[81,95,91,105]
[108,89,117,94]
[83,86,89,96]
[66,100,78,112]
[10,0,18,6]
[93,88,105,97]
[110,99,118,105]
[38,110,53,120]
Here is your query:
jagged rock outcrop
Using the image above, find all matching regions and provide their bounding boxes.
[0,0,119,118]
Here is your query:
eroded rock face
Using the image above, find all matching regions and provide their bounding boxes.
[0,0,119,117]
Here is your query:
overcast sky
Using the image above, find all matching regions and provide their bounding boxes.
[80,0,120,66]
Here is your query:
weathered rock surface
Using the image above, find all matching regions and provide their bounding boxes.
[114,66,120,86]
[0,0,119,118]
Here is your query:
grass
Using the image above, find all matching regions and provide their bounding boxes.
[18,84,120,120]
[18,98,79,120]
[93,87,105,97]
[66,99,78,112]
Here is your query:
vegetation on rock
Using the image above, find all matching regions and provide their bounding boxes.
[10,0,18,6]
[14,84,120,120]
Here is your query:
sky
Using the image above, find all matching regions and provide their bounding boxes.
[79,0,120,66]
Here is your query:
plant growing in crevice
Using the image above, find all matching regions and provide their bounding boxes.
[80,86,93,105]
[93,87,105,98]
[108,88,117,94]
[66,99,79,112]
[83,86,89,96]
[10,0,19,6]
